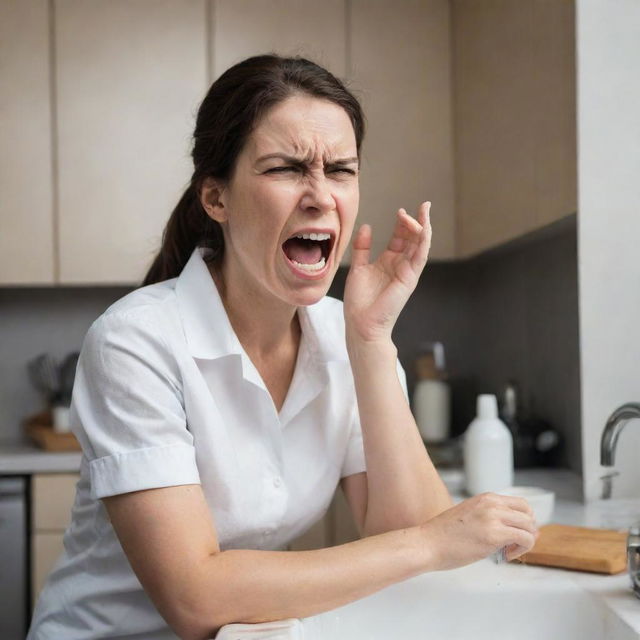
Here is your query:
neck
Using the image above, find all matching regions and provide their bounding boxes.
[208,260,300,359]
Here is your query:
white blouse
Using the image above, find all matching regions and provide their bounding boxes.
[27,246,407,640]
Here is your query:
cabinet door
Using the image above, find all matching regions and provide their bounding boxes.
[531,0,576,229]
[31,532,64,607]
[32,473,78,529]
[350,0,456,262]
[31,473,79,606]
[55,0,207,284]
[453,0,576,258]
[0,0,54,284]
[211,0,346,80]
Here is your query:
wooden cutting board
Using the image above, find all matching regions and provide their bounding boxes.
[517,524,627,574]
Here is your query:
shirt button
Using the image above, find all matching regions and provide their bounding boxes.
[273,477,282,488]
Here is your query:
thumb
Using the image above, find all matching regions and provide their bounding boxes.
[350,224,372,269]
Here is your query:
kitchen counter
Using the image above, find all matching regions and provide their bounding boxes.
[439,467,640,638]
[0,439,82,474]
[2,444,638,636]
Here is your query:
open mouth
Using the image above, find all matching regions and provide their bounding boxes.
[281,232,334,273]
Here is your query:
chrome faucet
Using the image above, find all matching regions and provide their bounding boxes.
[600,402,640,499]
[600,402,640,599]
[629,527,640,599]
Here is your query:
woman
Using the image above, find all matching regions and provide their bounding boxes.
[27,55,537,640]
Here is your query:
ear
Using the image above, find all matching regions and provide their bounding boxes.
[199,177,228,223]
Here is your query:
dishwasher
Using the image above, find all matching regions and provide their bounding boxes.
[0,476,29,640]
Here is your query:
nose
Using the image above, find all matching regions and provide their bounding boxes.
[299,174,335,214]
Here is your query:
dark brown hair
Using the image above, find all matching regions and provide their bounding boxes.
[141,54,365,286]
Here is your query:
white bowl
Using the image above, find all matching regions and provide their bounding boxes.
[497,486,555,525]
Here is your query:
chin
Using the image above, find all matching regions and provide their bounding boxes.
[286,283,331,308]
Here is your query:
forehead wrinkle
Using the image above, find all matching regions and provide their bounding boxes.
[250,108,357,164]
[253,137,354,166]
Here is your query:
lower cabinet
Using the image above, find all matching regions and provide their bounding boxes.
[30,473,79,608]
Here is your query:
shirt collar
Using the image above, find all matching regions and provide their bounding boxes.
[175,247,243,360]
[174,246,349,364]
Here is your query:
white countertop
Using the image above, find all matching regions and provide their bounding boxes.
[441,467,640,637]
[0,439,82,474]
[2,445,638,635]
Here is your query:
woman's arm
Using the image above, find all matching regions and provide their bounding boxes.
[104,483,536,640]
[342,202,452,536]
[344,341,453,537]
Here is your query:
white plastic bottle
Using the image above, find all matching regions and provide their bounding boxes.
[413,342,450,442]
[463,394,514,495]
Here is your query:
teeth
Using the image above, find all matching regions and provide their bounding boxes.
[294,232,331,241]
[291,257,326,271]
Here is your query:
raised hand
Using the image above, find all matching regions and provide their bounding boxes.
[343,201,432,344]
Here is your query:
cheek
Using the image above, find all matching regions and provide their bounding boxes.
[336,187,359,233]
[229,187,285,243]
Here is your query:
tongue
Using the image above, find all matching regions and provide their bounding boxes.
[282,238,322,265]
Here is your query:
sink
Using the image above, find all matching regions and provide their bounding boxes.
[302,559,639,639]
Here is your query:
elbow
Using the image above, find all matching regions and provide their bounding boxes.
[160,555,237,640]
[161,552,284,639]
[163,598,223,640]
[169,597,235,640]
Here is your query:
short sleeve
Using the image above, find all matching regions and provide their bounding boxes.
[340,358,409,478]
[70,311,200,500]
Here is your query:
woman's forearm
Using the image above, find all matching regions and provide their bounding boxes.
[188,525,431,639]
[347,337,453,536]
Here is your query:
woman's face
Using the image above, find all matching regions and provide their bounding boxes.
[206,94,360,308]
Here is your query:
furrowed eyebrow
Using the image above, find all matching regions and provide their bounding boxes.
[326,157,360,167]
[256,153,359,166]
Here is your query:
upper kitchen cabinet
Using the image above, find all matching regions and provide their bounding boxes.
[0,0,54,285]
[349,0,456,262]
[453,0,577,258]
[210,0,347,80]
[55,0,207,284]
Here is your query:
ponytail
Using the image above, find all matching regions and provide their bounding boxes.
[141,183,223,286]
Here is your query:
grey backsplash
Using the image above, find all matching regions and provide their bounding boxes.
[0,216,580,472]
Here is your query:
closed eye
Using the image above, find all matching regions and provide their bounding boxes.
[328,167,357,175]
[264,165,358,177]
[265,166,300,174]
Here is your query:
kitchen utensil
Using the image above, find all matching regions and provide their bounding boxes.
[517,524,627,574]
[27,353,62,404]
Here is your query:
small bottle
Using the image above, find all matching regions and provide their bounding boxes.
[499,381,536,468]
[464,394,514,495]
[412,342,450,443]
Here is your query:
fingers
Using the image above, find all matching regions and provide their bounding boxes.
[500,507,538,534]
[504,543,531,562]
[350,223,372,269]
[504,524,541,562]
[496,495,535,516]
[410,201,431,269]
[475,492,534,517]
[386,202,432,267]
[386,208,412,253]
